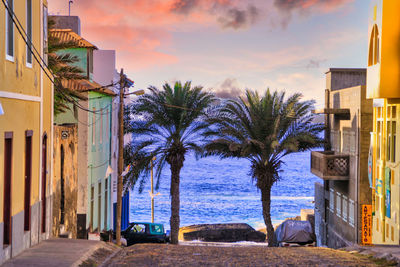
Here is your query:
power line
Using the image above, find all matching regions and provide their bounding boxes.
[1,0,129,115]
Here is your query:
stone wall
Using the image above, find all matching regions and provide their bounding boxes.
[53,125,78,238]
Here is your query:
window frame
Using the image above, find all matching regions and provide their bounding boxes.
[329,189,334,212]
[26,0,33,67]
[342,195,348,223]
[336,192,342,218]
[349,199,355,227]
[5,0,14,62]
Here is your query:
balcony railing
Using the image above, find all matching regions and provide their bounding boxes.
[311,151,350,180]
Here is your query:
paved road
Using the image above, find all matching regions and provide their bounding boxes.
[2,238,101,267]
[108,243,379,267]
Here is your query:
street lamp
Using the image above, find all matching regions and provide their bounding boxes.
[68,0,73,16]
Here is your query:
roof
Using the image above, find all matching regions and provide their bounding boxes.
[61,79,116,96]
[325,68,366,74]
[49,29,97,49]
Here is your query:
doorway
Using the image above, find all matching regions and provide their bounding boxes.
[60,145,65,225]
[3,132,13,245]
[41,135,47,233]
[24,131,33,231]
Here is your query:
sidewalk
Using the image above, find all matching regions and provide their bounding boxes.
[2,238,103,267]
[341,244,400,264]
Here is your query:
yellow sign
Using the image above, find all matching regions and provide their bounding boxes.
[373,5,377,21]
[362,205,372,245]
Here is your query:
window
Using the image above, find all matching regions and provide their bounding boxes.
[336,192,341,218]
[24,131,33,231]
[342,196,348,222]
[376,107,383,161]
[92,108,96,146]
[387,106,397,163]
[368,24,380,66]
[43,5,48,63]
[5,0,14,60]
[106,108,109,142]
[349,199,354,227]
[329,189,334,212]
[4,132,13,245]
[100,111,103,144]
[26,0,32,66]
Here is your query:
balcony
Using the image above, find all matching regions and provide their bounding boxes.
[311,151,350,180]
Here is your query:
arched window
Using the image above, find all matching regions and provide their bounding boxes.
[368,24,380,66]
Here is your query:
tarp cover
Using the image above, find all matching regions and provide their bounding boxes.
[275,220,314,243]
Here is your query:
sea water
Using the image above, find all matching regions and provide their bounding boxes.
[130,151,319,230]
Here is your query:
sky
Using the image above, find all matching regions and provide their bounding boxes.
[49,0,371,108]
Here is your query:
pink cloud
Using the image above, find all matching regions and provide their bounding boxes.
[49,0,354,71]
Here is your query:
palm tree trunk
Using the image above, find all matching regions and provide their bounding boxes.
[169,161,182,244]
[261,184,276,247]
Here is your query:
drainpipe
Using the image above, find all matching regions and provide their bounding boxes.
[324,88,331,246]
[356,108,360,244]
[325,89,331,151]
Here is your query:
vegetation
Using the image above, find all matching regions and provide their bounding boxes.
[204,89,323,246]
[48,20,86,115]
[123,81,216,244]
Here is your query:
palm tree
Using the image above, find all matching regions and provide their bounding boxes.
[48,20,86,115]
[124,81,216,244]
[204,89,323,246]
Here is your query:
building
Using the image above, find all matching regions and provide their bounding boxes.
[311,69,373,248]
[93,50,130,231]
[50,27,115,238]
[367,0,400,245]
[0,0,53,263]
[52,124,78,238]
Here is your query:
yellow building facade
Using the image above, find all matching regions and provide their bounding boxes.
[367,0,400,245]
[0,0,53,262]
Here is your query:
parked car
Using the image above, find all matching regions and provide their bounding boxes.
[120,222,168,246]
[274,220,315,247]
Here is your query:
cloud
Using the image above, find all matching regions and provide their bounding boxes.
[274,0,353,12]
[213,78,244,99]
[273,0,354,28]
[306,59,327,69]
[48,0,354,71]
[170,0,200,14]
[218,5,260,30]
[170,0,260,30]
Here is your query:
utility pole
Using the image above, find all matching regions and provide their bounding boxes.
[116,69,125,246]
[151,157,155,223]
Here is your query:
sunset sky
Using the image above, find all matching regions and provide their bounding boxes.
[49,0,370,107]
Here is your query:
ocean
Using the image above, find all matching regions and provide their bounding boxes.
[129,151,319,230]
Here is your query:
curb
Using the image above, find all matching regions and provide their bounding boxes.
[342,246,400,266]
[71,242,103,267]
[98,247,123,267]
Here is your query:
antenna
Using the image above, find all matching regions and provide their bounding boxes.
[68,0,73,16]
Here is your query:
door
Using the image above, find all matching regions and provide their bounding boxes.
[41,135,47,233]
[24,131,33,231]
[3,132,13,245]
[60,145,65,225]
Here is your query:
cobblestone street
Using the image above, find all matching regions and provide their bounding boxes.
[105,244,384,267]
